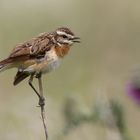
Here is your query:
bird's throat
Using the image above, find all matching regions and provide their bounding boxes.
[55,46,70,58]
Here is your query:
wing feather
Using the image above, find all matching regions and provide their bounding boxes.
[9,32,51,59]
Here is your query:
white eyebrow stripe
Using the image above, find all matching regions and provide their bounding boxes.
[56,31,74,38]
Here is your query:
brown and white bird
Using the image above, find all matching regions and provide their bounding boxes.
[0,27,80,105]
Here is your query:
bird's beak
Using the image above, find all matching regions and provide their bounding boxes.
[72,37,81,43]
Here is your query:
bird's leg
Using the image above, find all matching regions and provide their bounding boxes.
[29,73,48,139]
[28,73,41,99]
[36,73,45,107]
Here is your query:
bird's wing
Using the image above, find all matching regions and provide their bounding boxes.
[9,33,51,59]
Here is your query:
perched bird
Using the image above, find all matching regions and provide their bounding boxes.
[0,27,80,105]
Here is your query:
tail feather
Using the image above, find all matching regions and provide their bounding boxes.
[0,58,13,72]
[0,58,30,85]
[14,71,29,85]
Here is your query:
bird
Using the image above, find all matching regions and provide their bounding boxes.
[0,27,80,106]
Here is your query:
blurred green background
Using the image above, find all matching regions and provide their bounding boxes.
[0,0,140,140]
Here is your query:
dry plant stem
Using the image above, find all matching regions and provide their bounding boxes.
[38,74,48,140]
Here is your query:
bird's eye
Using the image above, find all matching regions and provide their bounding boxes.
[62,35,67,39]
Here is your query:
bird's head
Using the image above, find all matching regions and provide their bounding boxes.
[53,27,80,46]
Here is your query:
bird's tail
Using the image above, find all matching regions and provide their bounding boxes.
[0,58,13,72]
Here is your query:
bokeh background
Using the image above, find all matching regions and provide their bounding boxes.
[0,0,140,140]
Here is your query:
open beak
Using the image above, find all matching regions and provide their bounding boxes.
[72,37,81,43]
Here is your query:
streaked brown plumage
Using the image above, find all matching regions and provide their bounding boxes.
[0,27,80,86]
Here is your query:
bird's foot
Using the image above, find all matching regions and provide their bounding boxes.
[35,73,42,78]
[38,96,45,107]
